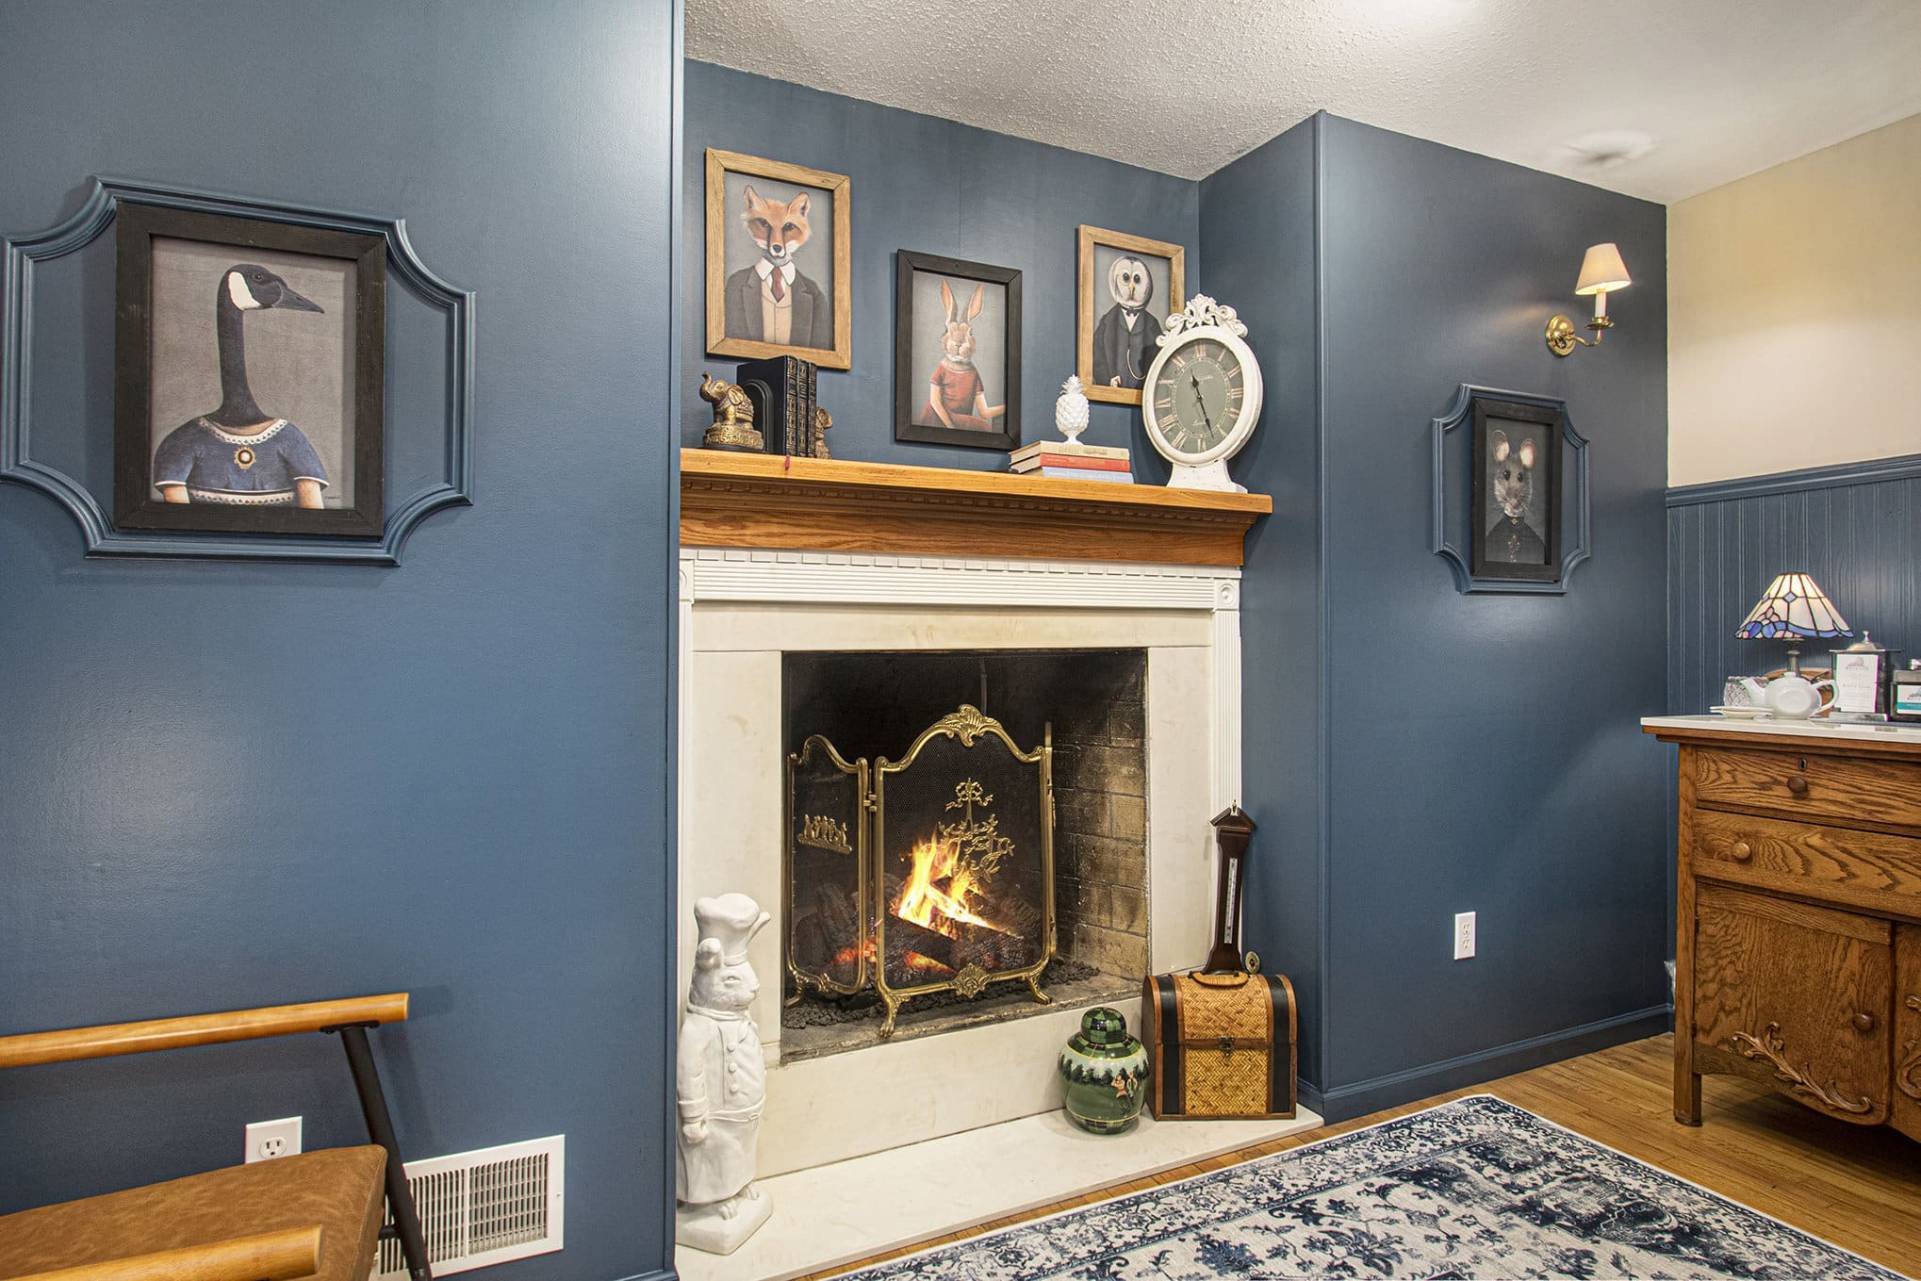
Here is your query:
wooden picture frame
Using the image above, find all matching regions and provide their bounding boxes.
[894,250,1022,453]
[113,202,386,539]
[1077,225,1185,407]
[1469,394,1564,585]
[704,149,852,370]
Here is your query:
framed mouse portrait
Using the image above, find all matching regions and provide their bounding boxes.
[112,202,386,539]
[1470,395,1563,585]
[1076,225,1185,407]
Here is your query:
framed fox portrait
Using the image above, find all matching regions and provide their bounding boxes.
[705,149,852,370]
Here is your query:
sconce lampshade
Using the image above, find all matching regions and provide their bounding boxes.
[1735,572,1852,640]
[1573,242,1632,296]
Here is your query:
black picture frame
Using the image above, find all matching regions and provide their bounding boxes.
[113,202,386,539]
[1469,395,1564,584]
[894,250,1021,452]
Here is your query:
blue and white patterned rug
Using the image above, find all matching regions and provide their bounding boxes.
[843,1094,1903,1280]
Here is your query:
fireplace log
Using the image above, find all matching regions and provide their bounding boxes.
[886,915,959,973]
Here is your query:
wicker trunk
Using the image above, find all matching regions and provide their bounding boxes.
[1141,970,1297,1121]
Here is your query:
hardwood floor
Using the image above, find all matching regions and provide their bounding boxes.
[803,1035,1920,1279]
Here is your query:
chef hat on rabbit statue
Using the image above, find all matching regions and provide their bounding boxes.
[693,893,770,966]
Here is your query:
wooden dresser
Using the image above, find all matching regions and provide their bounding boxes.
[1644,717,1921,1140]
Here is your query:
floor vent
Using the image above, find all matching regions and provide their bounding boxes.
[372,1135,564,1277]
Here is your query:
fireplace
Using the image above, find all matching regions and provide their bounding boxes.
[678,546,1243,1174]
[787,703,1055,1036]
[780,650,1147,1054]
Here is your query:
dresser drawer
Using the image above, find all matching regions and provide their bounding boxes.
[1691,746,1921,830]
[1693,809,1921,916]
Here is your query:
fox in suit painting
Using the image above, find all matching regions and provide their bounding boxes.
[723,185,833,351]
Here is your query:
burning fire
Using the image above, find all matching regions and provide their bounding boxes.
[831,939,949,975]
[893,833,997,939]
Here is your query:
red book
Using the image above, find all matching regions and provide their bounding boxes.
[1010,453,1131,473]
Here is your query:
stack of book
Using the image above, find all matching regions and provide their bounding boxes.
[1008,441,1133,483]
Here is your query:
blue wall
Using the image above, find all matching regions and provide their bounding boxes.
[1316,118,1671,1114]
[1197,117,1328,1100]
[1202,115,1673,1119]
[1669,457,1921,714]
[0,5,680,1279]
[680,61,1198,475]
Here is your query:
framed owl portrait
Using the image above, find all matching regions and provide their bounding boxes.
[1076,226,1186,407]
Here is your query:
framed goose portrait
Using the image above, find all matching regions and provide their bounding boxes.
[705,149,852,370]
[112,203,386,539]
[1076,225,1185,407]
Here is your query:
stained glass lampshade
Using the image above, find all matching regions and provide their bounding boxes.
[1736,573,1851,640]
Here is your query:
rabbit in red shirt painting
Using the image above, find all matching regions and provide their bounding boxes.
[917,281,1006,432]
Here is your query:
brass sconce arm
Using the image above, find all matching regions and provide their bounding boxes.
[1545,311,1613,356]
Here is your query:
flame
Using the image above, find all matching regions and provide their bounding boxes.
[830,939,949,975]
[893,833,997,938]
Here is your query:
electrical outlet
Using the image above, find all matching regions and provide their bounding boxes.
[1453,911,1476,960]
[246,1116,302,1163]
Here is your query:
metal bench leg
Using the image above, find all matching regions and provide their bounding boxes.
[330,1023,433,1280]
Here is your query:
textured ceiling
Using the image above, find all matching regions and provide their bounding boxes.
[685,0,1921,202]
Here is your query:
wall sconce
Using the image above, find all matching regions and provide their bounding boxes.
[1545,242,1631,356]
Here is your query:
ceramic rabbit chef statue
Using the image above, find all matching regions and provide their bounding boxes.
[676,893,773,1254]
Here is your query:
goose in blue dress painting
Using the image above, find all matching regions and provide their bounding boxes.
[151,263,330,508]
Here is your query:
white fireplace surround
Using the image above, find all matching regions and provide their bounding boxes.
[677,547,1245,1176]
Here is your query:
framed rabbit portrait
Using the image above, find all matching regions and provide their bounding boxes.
[705,148,852,370]
[895,250,1022,452]
[1076,225,1185,407]
[1470,395,1564,584]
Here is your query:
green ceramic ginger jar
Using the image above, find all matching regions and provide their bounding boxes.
[1058,1006,1149,1134]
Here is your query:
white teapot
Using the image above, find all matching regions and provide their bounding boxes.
[1738,672,1834,719]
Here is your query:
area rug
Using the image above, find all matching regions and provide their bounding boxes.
[842,1094,1903,1280]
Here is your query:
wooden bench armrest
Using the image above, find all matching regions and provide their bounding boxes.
[8,1226,323,1281]
[0,995,408,1070]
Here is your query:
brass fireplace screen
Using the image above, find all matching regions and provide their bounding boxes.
[785,705,1055,1037]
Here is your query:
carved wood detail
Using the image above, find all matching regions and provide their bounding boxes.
[1729,1023,1875,1114]
[1901,996,1921,1103]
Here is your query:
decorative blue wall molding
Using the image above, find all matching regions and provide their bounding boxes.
[1,176,475,563]
[1668,455,1921,715]
[1430,382,1592,595]
[1668,452,1921,507]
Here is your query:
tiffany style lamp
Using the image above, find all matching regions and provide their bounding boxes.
[1736,572,1853,675]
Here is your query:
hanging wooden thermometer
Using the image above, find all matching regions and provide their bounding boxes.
[1204,805,1256,974]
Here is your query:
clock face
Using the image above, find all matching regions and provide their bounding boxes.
[1148,336,1247,458]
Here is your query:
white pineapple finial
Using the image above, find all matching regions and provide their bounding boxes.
[1056,374,1090,447]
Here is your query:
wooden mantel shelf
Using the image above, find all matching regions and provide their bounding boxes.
[680,450,1272,567]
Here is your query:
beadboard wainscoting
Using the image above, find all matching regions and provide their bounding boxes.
[1668,454,1921,715]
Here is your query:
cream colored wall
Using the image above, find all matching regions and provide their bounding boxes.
[1669,112,1921,486]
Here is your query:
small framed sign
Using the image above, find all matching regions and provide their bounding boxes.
[1831,636,1902,718]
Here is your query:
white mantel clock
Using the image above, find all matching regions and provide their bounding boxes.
[1141,295,1263,492]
